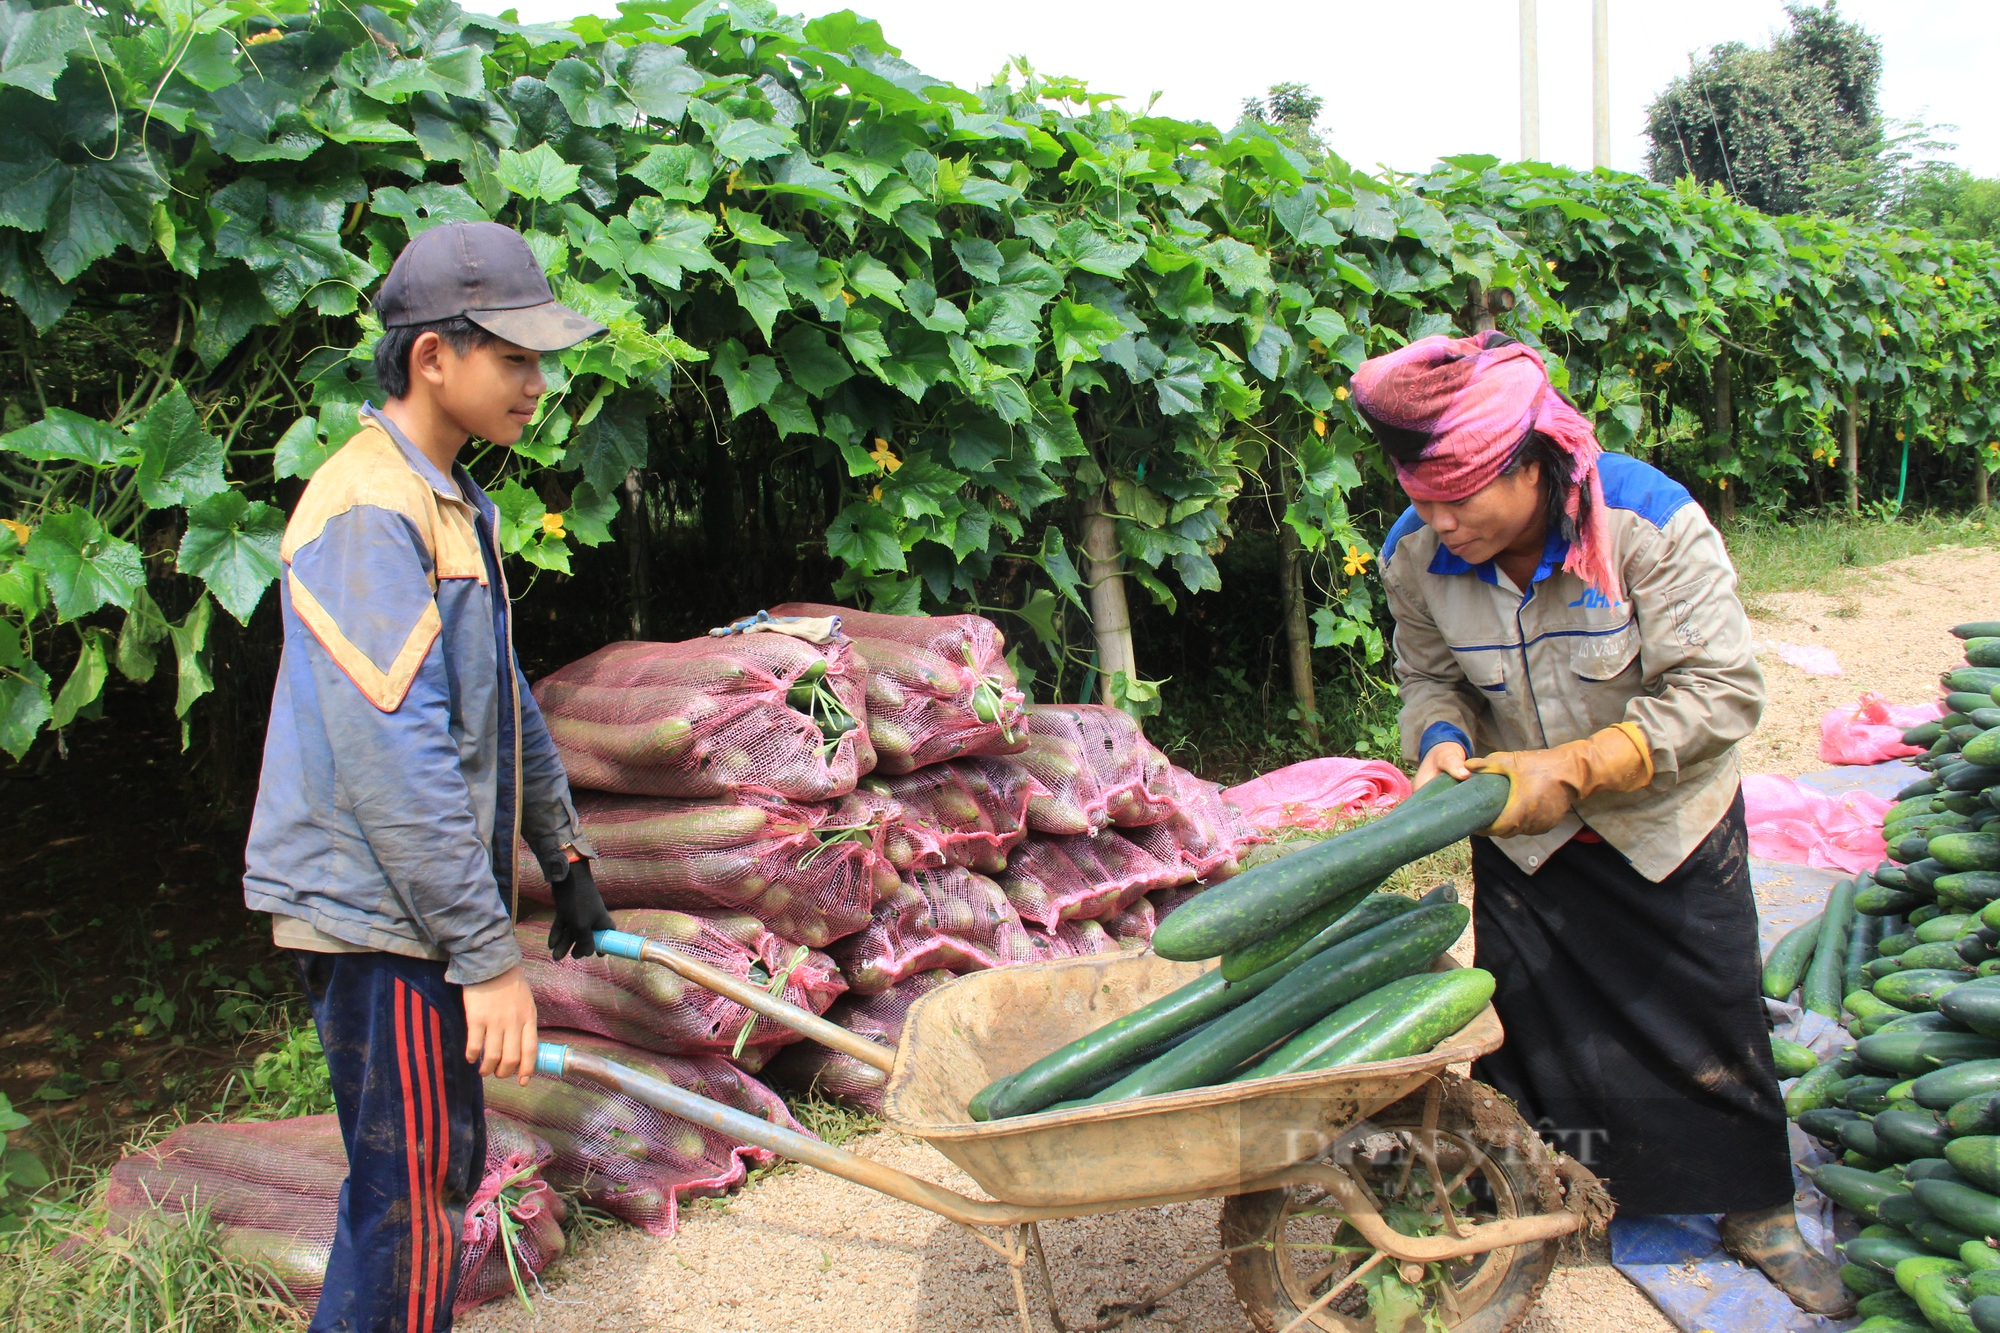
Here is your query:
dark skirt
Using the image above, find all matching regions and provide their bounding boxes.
[1469,789,1794,1215]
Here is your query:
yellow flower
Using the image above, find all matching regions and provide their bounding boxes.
[1343,544,1372,577]
[1718,478,1729,491]
[726,168,741,194]
[1312,414,1327,438]
[1937,276,1948,288]
[1544,260,1556,272]
[244,29,283,46]
[539,512,566,539]
[1652,361,1672,374]
[867,438,901,473]
[1333,385,1350,402]
[0,518,29,546]
[1896,429,1906,442]
[870,484,884,502]
[1307,337,1325,353]
[840,289,856,306]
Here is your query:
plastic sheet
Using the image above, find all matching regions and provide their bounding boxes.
[769,602,1029,773]
[483,1034,807,1237]
[515,909,844,1070]
[533,634,875,800]
[104,1112,563,1316]
[1221,757,1412,833]
[830,866,1036,993]
[1741,772,1890,875]
[514,791,899,947]
[770,970,955,1114]
[1770,641,1842,676]
[1817,691,1944,766]
[1019,705,1178,835]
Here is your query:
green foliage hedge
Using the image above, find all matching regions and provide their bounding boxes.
[0,0,1996,761]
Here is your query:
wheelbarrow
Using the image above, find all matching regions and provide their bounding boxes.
[535,928,1604,1333]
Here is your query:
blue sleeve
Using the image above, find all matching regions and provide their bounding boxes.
[516,659,591,873]
[1419,720,1472,759]
[288,505,521,985]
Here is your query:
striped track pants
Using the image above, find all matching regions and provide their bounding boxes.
[292,950,485,1333]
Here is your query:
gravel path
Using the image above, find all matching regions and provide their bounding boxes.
[467,545,1993,1333]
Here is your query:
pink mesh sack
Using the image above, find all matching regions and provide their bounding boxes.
[483,1033,807,1237]
[104,1112,563,1316]
[832,866,1037,993]
[515,791,898,946]
[533,634,875,800]
[769,602,1029,773]
[997,828,1193,929]
[860,758,1044,874]
[1163,766,1263,880]
[1020,705,1178,834]
[771,969,955,1113]
[1102,895,1157,949]
[1150,883,1206,923]
[1026,917,1118,960]
[515,909,844,1070]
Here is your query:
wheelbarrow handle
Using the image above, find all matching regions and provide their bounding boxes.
[591,929,896,1073]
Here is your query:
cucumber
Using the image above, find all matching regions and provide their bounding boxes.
[1917,1063,2000,1110]
[1955,1094,2000,1137]
[1884,1012,1964,1034]
[1893,796,1949,825]
[1858,1292,1926,1323]
[1871,956,1912,981]
[1218,884,1403,984]
[1861,1030,2000,1075]
[1921,904,1951,925]
[1853,989,1904,1020]
[1916,1179,2000,1241]
[1911,1159,1972,1185]
[1849,1077,1902,1113]
[1237,969,1495,1081]
[1884,1194,1924,1228]
[1863,1010,1918,1036]
[1911,722,1951,747]
[1953,669,2000,695]
[1864,885,1930,916]
[1220,975,1431,1081]
[1903,942,1976,972]
[1949,770,2000,794]
[1914,863,1954,893]
[1085,904,1472,1103]
[1851,1150,1893,1171]
[1790,1059,1855,1115]
[1957,624,2000,641]
[1807,880,1861,1018]
[1851,913,1886,995]
[1877,970,1976,1012]
[1880,863,1914,889]
[1883,933,1920,957]
[1916,1269,1984,1330]
[1965,1242,2000,1272]
[1416,882,1459,906]
[1844,1263,1892,1297]
[974,910,1358,1120]
[1813,1164,1911,1221]
[1898,1253,1970,1296]
[1914,1209,1984,1260]
[1151,775,1506,961]
[1897,834,1936,864]
[1763,913,1824,999]
[1951,1139,2000,1194]
[1945,836,2000,874]
[1975,1295,2000,1333]
[1849,1234,1940,1275]
[1878,1109,1956,1160]
[1799,1106,1863,1141]
[1943,876,2000,913]
[1772,1035,1818,1078]
[1971,730,2000,767]
[1927,917,1982,944]
[1951,988,2000,1040]
[1905,777,1948,801]
[1983,897,2000,934]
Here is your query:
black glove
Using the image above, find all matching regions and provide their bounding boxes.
[546,856,615,961]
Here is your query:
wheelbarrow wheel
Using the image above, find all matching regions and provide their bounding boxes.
[1219,1073,1563,1333]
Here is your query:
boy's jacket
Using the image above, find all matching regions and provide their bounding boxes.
[244,408,586,984]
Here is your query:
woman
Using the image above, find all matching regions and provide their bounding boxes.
[1353,331,1841,1315]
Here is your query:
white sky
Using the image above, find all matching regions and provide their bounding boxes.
[508,0,1998,179]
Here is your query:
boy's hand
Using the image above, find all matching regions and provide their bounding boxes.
[464,966,538,1085]
[547,856,615,961]
[1413,741,1470,791]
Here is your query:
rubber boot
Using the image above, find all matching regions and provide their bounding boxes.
[1718,1203,1855,1317]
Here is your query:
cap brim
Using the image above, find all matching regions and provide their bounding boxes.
[466,302,607,352]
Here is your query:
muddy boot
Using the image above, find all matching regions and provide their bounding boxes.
[1719,1203,1855,1317]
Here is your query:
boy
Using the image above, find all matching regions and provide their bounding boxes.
[244,221,616,1332]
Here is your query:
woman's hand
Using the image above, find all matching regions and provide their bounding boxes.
[1413,741,1471,791]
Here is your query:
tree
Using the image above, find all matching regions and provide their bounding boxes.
[1240,82,1329,161]
[1889,165,2000,242]
[1644,1,1882,216]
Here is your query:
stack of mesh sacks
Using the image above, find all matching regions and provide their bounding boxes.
[525,606,1259,1210]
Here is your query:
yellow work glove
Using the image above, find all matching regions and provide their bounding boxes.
[1464,722,1654,839]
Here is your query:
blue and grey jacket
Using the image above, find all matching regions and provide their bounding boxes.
[244,408,587,984]
[1381,453,1765,881]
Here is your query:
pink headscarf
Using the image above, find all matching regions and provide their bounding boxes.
[1351,332,1620,602]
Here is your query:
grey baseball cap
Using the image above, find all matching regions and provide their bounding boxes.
[376,221,606,351]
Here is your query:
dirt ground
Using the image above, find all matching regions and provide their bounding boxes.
[465,547,1996,1333]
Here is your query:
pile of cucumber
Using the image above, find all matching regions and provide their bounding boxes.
[967,773,1510,1121]
[1768,621,2000,1333]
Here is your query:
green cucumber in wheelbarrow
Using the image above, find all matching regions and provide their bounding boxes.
[1235,968,1494,1082]
[1082,903,1471,1105]
[1763,912,1824,1000]
[1217,882,1402,983]
[1151,775,1506,962]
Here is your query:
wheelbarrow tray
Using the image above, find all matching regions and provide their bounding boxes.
[880,949,1502,1209]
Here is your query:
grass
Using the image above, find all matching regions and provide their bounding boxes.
[1724,508,2000,609]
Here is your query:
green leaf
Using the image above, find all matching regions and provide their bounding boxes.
[618,43,705,122]
[777,325,854,397]
[130,387,226,508]
[116,588,168,683]
[826,503,906,574]
[724,206,788,245]
[273,415,338,481]
[38,140,169,284]
[1037,527,1086,611]
[192,263,279,367]
[711,118,795,164]
[1050,299,1124,365]
[628,144,715,202]
[168,594,214,726]
[24,509,144,621]
[1199,237,1273,297]
[0,1,90,100]
[563,481,619,547]
[844,255,905,308]
[569,393,650,494]
[495,144,581,203]
[0,662,50,760]
[370,183,488,236]
[0,229,73,331]
[1050,220,1145,278]
[728,254,789,341]
[760,381,818,438]
[177,491,284,624]
[713,339,780,415]
[48,627,107,730]
[546,56,624,128]
[0,407,125,467]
